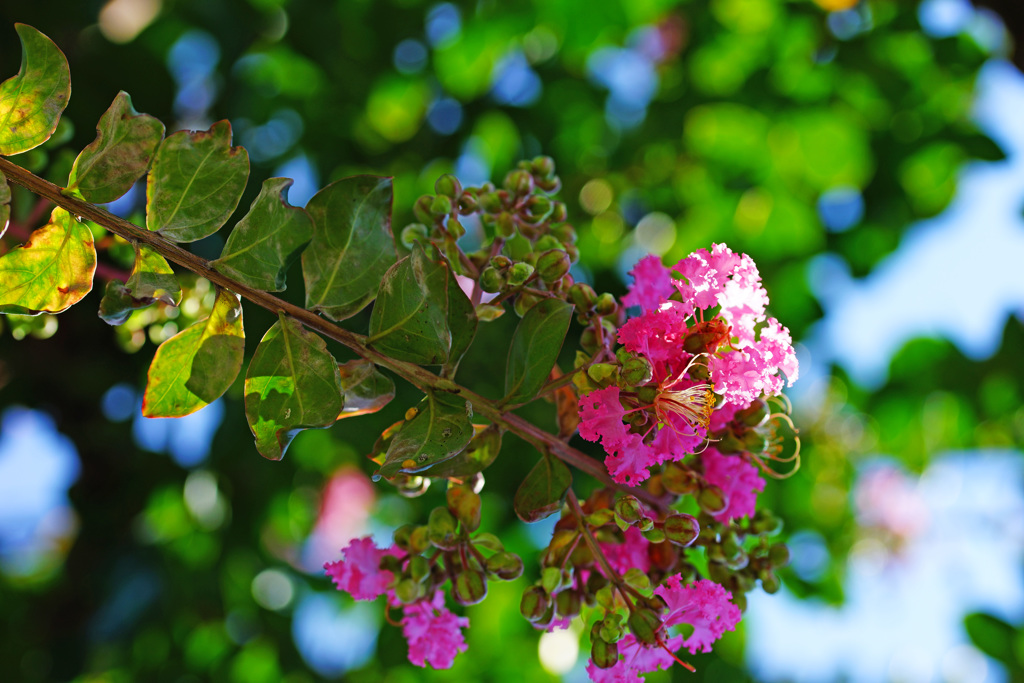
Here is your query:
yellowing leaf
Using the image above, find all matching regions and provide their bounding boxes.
[0,207,95,314]
[0,24,71,155]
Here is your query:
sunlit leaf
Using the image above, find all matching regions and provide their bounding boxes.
[98,244,180,325]
[67,91,165,203]
[211,177,312,291]
[368,243,450,365]
[0,24,70,156]
[377,390,473,478]
[146,120,249,242]
[336,359,395,420]
[244,313,343,460]
[0,169,9,238]
[426,424,502,479]
[302,175,394,320]
[0,207,95,314]
[142,288,244,418]
[514,454,571,523]
[504,298,574,405]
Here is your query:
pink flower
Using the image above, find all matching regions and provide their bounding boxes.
[586,633,684,683]
[655,576,742,654]
[600,526,651,576]
[701,449,765,522]
[401,590,470,669]
[578,386,656,486]
[621,255,676,312]
[323,537,398,600]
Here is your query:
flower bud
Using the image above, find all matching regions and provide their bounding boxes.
[413,195,434,224]
[549,221,576,244]
[556,589,582,619]
[480,267,506,293]
[380,554,403,573]
[760,569,781,594]
[435,173,462,199]
[642,527,666,543]
[587,362,620,387]
[446,217,466,239]
[447,484,482,532]
[520,585,550,622]
[569,283,597,311]
[494,211,515,237]
[769,543,791,568]
[531,155,556,179]
[733,591,748,612]
[393,524,416,551]
[586,508,616,527]
[431,194,453,217]
[514,291,543,317]
[662,462,699,495]
[594,293,617,317]
[541,566,562,594]
[735,398,769,428]
[453,570,488,605]
[742,429,768,454]
[536,249,571,283]
[408,554,431,583]
[614,495,644,525]
[457,190,478,214]
[427,507,460,550]
[627,608,663,646]
[751,509,783,535]
[479,192,504,214]
[708,560,731,584]
[550,201,568,223]
[505,169,534,196]
[621,356,653,387]
[400,223,429,249]
[507,262,535,287]
[697,485,728,515]
[663,514,700,547]
[522,195,553,224]
[580,327,600,354]
[475,303,505,321]
[716,430,744,454]
[394,577,423,604]
[485,551,524,580]
[590,634,620,669]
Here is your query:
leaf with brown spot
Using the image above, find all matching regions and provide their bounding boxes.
[0,24,71,156]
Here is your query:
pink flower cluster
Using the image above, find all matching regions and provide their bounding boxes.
[586,577,741,682]
[578,245,797,492]
[323,537,469,670]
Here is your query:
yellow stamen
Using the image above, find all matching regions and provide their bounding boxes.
[653,354,715,436]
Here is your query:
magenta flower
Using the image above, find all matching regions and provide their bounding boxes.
[701,448,765,522]
[323,537,398,601]
[585,633,684,683]
[655,576,742,654]
[600,525,651,577]
[621,254,675,312]
[401,590,470,669]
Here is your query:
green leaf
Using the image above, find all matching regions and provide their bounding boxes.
[337,359,395,419]
[0,169,9,238]
[98,244,180,325]
[444,261,477,375]
[964,612,1017,666]
[503,298,574,405]
[67,91,165,203]
[244,312,343,460]
[0,24,71,156]
[368,243,451,365]
[377,391,473,478]
[302,175,395,320]
[513,454,571,523]
[0,207,95,314]
[146,120,249,242]
[211,177,312,291]
[142,288,244,418]
[426,424,502,479]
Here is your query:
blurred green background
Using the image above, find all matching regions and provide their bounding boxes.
[0,0,1022,681]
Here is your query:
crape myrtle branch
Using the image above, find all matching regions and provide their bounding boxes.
[0,155,668,511]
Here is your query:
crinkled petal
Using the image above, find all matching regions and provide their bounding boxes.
[621,254,676,312]
[655,577,741,655]
[323,537,397,601]
[402,590,470,669]
[701,448,765,522]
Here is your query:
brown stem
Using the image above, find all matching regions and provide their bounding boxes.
[0,156,667,510]
[567,489,636,611]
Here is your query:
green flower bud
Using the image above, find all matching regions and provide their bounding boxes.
[549,221,576,244]
[475,303,505,321]
[760,569,781,594]
[457,191,478,214]
[507,262,535,287]
[586,508,616,527]
[453,570,488,605]
[591,636,619,669]
[514,291,543,317]
[580,326,600,354]
[479,192,504,214]
[393,524,416,551]
[520,586,550,622]
[496,211,516,237]
[485,551,524,581]
[735,398,769,428]
[769,543,791,568]
[431,194,453,217]
[447,484,482,532]
[621,356,653,387]
[697,485,728,515]
[536,249,571,283]
[447,217,466,239]
[531,155,556,179]
[708,560,731,584]
[733,591,748,612]
[541,566,562,594]
[642,527,666,543]
[663,514,700,547]
[435,173,462,199]
[394,578,422,604]
[614,495,644,525]
[408,555,431,583]
[490,254,512,270]
[537,176,561,193]
[535,235,562,252]
[587,362,620,387]
[637,386,658,404]
[742,429,768,454]
[427,507,460,550]
[413,195,434,224]
[550,201,568,223]
[628,608,663,646]
[522,195,553,224]
[380,554,403,573]
[569,283,597,311]
[400,223,429,249]
[716,430,745,454]
[505,169,534,196]
[661,462,699,495]
[480,267,506,293]
[595,293,617,317]
[556,589,582,619]
[408,526,431,554]
[751,509,783,535]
